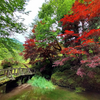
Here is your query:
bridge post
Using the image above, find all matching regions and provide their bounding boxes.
[7,69,15,80]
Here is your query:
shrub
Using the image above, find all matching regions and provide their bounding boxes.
[1,58,19,69]
[51,69,100,92]
[28,75,55,89]
[1,60,12,69]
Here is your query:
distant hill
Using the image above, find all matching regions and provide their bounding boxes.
[11,38,23,44]
[10,38,24,52]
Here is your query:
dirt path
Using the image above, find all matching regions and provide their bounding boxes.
[0,83,32,100]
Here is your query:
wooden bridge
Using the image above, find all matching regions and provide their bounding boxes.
[0,68,35,81]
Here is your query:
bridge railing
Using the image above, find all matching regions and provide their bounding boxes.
[0,68,34,80]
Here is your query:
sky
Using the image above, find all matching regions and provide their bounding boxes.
[14,0,46,43]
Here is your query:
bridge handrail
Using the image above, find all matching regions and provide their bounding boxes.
[0,68,31,71]
[0,67,34,78]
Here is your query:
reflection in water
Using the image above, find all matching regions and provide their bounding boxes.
[1,84,100,100]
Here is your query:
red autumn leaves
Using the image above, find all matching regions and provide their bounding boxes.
[59,0,100,57]
[60,0,100,25]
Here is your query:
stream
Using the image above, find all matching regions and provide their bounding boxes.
[0,83,100,100]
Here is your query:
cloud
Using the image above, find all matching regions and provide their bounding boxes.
[23,0,45,26]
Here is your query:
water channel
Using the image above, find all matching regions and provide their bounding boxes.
[0,83,100,100]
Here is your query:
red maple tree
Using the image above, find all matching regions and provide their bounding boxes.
[22,22,63,73]
[58,0,100,77]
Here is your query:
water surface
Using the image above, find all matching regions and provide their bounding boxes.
[0,84,100,100]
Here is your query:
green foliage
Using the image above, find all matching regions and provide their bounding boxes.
[1,59,13,69]
[51,69,100,92]
[38,0,75,21]
[31,0,75,47]
[53,61,71,73]
[0,38,15,59]
[62,61,72,70]
[51,70,77,88]
[0,0,29,60]
[89,49,93,54]
[1,56,23,69]
[89,17,100,30]
[0,38,24,60]
[34,17,59,47]
[0,49,27,69]
[0,0,29,36]
[38,2,54,19]
[75,87,85,93]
